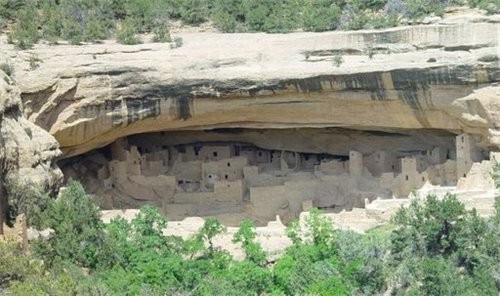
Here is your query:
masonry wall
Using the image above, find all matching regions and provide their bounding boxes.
[115,175,176,202]
[199,146,232,161]
[456,134,482,180]
[315,159,347,175]
[173,180,243,204]
[80,135,490,224]
[393,157,428,197]
[170,160,202,181]
[214,180,243,202]
[349,151,363,177]
[426,159,457,185]
[364,151,397,177]
[239,147,271,165]
[110,138,128,161]
[173,192,214,204]
[202,156,248,182]
[250,185,286,220]
[283,179,320,214]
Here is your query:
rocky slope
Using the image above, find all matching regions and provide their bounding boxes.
[0,69,62,231]
[1,12,499,159]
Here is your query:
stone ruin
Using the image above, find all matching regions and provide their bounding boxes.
[60,131,498,226]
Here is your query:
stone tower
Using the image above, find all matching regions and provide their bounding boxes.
[456,134,479,180]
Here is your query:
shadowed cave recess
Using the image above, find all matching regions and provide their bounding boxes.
[58,127,490,226]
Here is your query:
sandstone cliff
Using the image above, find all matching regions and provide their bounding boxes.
[0,12,499,158]
[0,68,63,231]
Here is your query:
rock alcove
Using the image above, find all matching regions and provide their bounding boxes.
[59,127,486,226]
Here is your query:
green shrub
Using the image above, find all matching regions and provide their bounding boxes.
[0,60,14,77]
[353,0,388,10]
[116,19,140,45]
[302,1,342,32]
[304,208,336,247]
[385,0,446,19]
[366,47,376,59]
[53,0,113,44]
[366,13,399,29]
[469,0,500,14]
[340,2,398,30]
[242,0,300,33]
[152,22,171,43]
[242,0,271,32]
[29,53,41,70]
[9,3,39,49]
[123,0,170,33]
[233,219,266,265]
[388,194,499,295]
[84,16,109,42]
[40,2,62,44]
[172,36,183,48]
[336,230,389,294]
[1,177,497,295]
[211,0,246,32]
[60,17,84,45]
[225,261,273,295]
[196,218,226,256]
[212,10,239,32]
[0,0,27,21]
[391,194,467,258]
[4,178,52,228]
[178,0,210,25]
[0,239,80,295]
[332,54,344,67]
[3,0,487,46]
[343,12,370,30]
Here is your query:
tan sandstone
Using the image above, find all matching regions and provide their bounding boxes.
[0,67,62,233]
[0,12,497,158]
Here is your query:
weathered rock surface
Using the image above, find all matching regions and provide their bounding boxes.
[0,12,497,158]
[0,70,62,186]
[0,67,63,230]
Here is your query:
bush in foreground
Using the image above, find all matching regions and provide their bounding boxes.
[1,176,499,295]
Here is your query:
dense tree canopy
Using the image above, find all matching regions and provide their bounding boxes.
[1,171,499,295]
[0,0,498,48]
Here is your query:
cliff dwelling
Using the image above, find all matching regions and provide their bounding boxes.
[59,128,493,226]
[1,11,493,229]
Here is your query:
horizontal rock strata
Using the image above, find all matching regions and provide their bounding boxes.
[0,13,497,158]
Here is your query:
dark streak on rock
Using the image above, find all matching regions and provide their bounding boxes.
[210,128,245,134]
[124,97,161,125]
[86,64,498,130]
[107,100,123,127]
[291,78,323,93]
[363,130,410,137]
[261,101,317,105]
[303,48,363,57]
[444,43,492,52]
[176,97,192,120]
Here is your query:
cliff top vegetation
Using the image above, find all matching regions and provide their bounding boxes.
[0,0,498,48]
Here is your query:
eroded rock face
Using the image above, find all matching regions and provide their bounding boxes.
[0,12,499,226]
[0,13,497,158]
[0,69,63,231]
